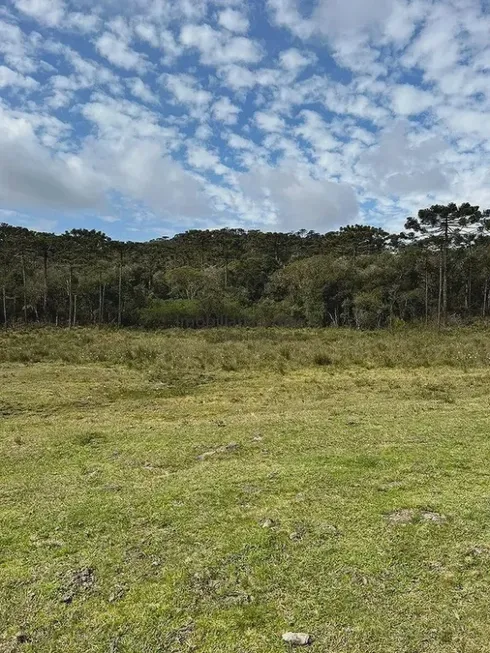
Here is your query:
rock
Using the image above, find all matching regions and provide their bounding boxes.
[386,509,416,524]
[282,632,312,646]
[217,442,239,453]
[198,450,216,461]
[198,443,239,460]
[261,518,274,529]
[72,567,95,589]
[378,480,404,492]
[319,523,340,536]
[61,593,73,604]
[421,511,447,524]
[289,532,302,541]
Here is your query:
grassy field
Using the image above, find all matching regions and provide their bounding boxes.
[2,327,490,652]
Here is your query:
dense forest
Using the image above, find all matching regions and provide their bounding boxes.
[1,202,490,329]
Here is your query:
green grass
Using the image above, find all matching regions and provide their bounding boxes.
[2,327,490,651]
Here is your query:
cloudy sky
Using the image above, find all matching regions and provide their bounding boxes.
[1,0,490,239]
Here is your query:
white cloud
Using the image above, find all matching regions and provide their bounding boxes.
[226,133,258,150]
[3,0,490,234]
[0,19,38,74]
[77,95,213,219]
[391,84,437,116]
[187,144,224,172]
[180,23,263,65]
[218,8,249,34]
[239,160,359,231]
[95,32,148,71]
[267,0,401,41]
[0,65,38,90]
[127,77,159,104]
[217,64,257,91]
[108,141,212,218]
[133,22,183,64]
[212,96,240,124]
[279,48,317,72]
[195,123,213,140]
[0,104,104,210]
[295,110,339,153]
[358,121,452,197]
[64,11,101,33]
[161,73,212,110]
[13,0,65,27]
[254,111,286,132]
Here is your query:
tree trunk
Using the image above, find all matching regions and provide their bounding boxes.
[43,249,48,321]
[425,261,429,326]
[117,249,123,327]
[68,266,73,329]
[438,246,443,328]
[102,283,106,325]
[2,284,7,329]
[98,277,103,325]
[21,253,28,324]
[442,219,449,325]
[73,294,77,327]
[483,276,489,318]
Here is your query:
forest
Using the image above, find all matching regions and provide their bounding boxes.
[1,202,490,329]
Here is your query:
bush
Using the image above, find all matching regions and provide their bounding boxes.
[313,352,333,366]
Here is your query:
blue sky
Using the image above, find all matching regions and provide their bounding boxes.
[1,0,490,240]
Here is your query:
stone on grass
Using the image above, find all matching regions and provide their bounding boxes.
[15,632,30,645]
[197,450,216,461]
[217,442,239,453]
[282,632,312,646]
[198,443,239,461]
[261,518,274,529]
[386,509,416,525]
[421,511,447,524]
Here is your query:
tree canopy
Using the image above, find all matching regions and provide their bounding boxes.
[1,206,490,328]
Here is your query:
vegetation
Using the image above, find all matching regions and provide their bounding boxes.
[2,327,490,651]
[2,202,490,329]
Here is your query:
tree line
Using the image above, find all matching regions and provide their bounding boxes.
[1,202,490,329]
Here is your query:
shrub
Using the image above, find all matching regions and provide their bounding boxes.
[313,353,333,366]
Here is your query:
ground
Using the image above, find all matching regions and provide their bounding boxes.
[1,328,490,652]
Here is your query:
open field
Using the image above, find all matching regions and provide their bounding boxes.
[2,327,490,652]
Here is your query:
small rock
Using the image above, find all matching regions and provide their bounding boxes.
[73,567,95,589]
[386,509,415,525]
[198,443,239,460]
[282,632,312,646]
[15,632,30,645]
[319,523,340,536]
[378,480,404,492]
[61,593,73,604]
[217,442,239,453]
[289,532,302,541]
[421,511,447,524]
[108,585,127,603]
[261,518,274,529]
[198,450,216,461]
[467,545,490,557]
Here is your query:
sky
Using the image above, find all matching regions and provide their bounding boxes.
[1,0,490,240]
